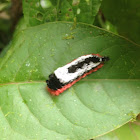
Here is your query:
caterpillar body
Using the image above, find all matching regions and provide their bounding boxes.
[46,54,109,96]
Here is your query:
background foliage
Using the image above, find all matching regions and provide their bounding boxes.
[0,0,139,140]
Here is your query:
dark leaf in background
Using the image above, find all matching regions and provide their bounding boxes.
[101,0,140,44]
[23,0,102,26]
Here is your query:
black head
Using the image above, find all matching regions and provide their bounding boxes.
[46,73,64,90]
[102,56,110,62]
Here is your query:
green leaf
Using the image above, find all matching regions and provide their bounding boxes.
[0,22,140,139]
[23,0,102,26]
[95,121,140,140]
[101,0,140,44]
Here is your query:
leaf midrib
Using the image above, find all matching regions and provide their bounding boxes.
[0,79,140,86]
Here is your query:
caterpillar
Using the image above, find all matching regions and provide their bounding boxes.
[46,54,109,96]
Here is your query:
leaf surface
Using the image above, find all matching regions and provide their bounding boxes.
[0,22,140,140]
[95,121,140,140]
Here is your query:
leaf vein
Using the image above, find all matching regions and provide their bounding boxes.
[17,85,68,136]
